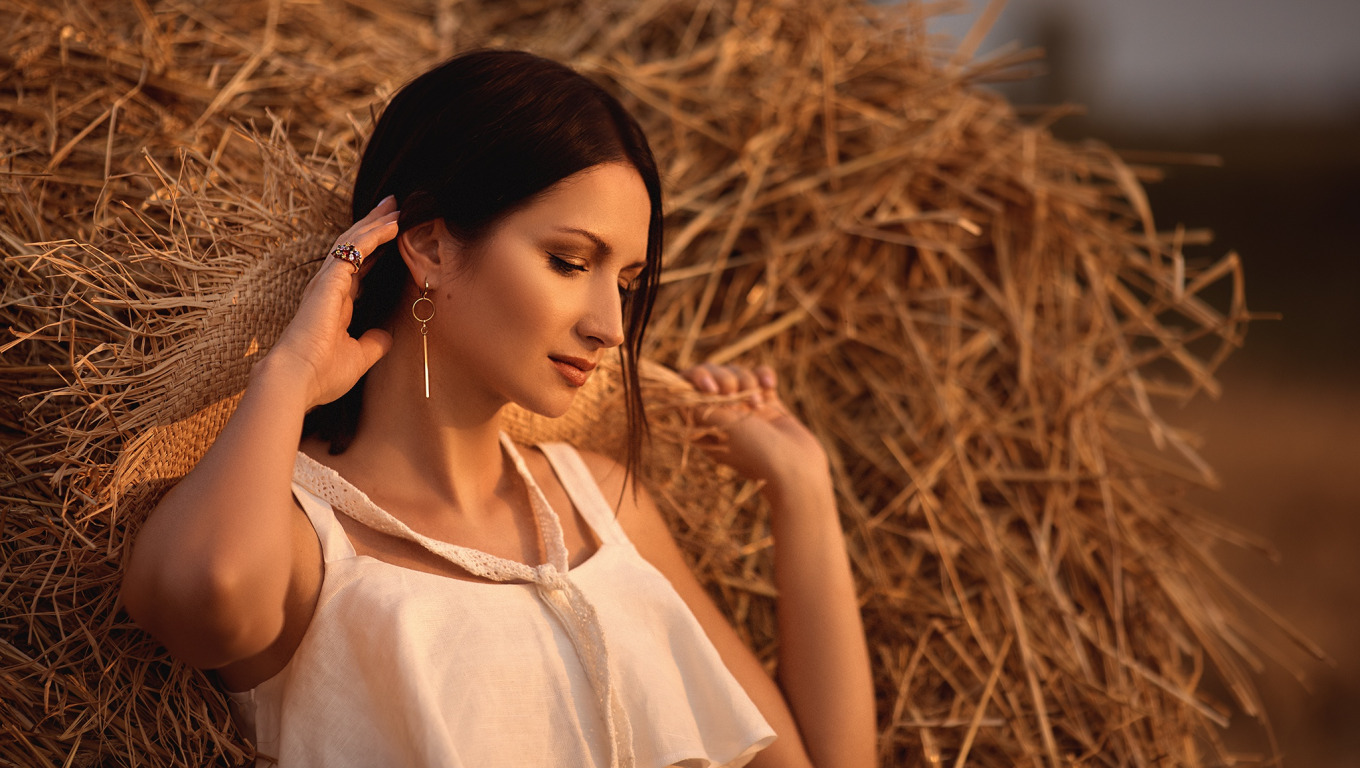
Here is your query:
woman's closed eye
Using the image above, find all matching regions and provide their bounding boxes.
[550,252,642,299]
[547,253,587,276]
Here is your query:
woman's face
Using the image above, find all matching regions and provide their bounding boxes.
[428,162,650,418]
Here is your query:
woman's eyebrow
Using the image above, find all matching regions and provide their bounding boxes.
[555,226,645,270]
[555,226,611,255]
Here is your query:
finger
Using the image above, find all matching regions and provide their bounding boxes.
[305,219,392,311]
[719,365,761,405]
[755,364,777,391]
[315,211,400,291]
[300,254,363,323]
[681,365,719,394]
[703,363,740,395]
[311,200,396,276]
[695,401,743,430]
[354,194,398,227]
[338,211,401,261]
[355,327,394,370]
[345,214,400,298]
[728,365,760,390]
[350,208,400,244]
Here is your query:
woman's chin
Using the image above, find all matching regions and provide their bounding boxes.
[514,391,577,420]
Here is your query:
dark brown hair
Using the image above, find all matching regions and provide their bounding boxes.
[303,50,662,476]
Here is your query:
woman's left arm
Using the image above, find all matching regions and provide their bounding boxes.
[681,362,877,768]
[589,363,875,766]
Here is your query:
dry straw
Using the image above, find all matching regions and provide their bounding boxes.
[0,0,1321,766]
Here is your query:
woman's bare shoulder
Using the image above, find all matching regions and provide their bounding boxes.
[568,448,681,561]
[570,448,630,496]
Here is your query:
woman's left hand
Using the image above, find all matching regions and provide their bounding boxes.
[681,363,830,492]
[683,363,876,768]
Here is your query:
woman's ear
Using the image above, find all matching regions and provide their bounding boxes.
[397,219,457,287]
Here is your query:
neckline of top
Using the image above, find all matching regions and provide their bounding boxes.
[291,432,582,586]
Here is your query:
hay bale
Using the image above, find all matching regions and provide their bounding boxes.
[1,1,1316,766]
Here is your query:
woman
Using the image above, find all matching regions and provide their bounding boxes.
[121,50,875,768]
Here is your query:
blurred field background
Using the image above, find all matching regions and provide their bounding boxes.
[933,1,1360,765]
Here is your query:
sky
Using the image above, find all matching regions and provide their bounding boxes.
[927,0,1360,129]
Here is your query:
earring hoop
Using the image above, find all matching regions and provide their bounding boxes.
[412,281,435,398]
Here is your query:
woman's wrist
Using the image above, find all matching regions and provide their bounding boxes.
[760,463,837,525]
[250,349,322,413]
[759,446,832,496]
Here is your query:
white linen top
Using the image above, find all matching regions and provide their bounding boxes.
[226,435,776,767]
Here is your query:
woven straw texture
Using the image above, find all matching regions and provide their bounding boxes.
[2,1,1310,766]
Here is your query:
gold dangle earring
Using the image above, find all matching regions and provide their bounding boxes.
[412,280,435,398]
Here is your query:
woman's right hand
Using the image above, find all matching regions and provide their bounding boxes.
[265,195,400,409]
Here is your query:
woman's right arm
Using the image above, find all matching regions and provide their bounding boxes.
[120,198,399,669]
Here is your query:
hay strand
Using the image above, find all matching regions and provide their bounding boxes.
[1,1,1316,766]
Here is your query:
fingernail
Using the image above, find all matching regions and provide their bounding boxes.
[699,375,717,394]
[758,370,775,388]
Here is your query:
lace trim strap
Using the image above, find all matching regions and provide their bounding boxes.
[291,436,568,581]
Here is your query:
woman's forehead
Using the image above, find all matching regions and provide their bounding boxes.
[505,164,650,261]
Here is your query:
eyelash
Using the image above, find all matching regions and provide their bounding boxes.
[548,253,638,297]
[547,253,586,276]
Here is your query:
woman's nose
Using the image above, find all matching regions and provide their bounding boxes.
[579,278,626,349]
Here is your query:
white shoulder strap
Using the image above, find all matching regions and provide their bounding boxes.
[289,472,357,562]
[536,442,632,548]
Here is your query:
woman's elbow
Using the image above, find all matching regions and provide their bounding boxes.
[121,550,284,669]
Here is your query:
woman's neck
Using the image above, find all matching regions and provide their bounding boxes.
[309,332,515,522]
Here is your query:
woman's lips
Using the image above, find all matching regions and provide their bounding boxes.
[550,356,595,388]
